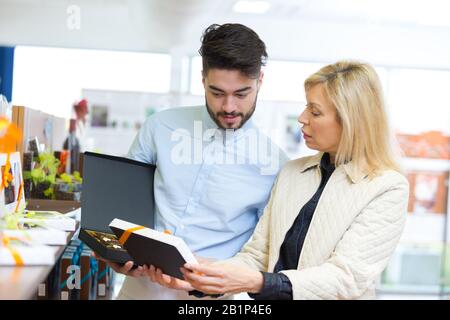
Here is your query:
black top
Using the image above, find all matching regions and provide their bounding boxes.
[250,153,335,300]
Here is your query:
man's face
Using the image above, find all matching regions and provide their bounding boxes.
[203,69,263,130]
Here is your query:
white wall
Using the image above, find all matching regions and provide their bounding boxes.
[1,0,450,70]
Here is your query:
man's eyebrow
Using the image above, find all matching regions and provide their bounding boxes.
[208,85,225,92]
[235,86,252,93]
[208,85,252,93]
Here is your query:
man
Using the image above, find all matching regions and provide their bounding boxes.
[104,23,287,299]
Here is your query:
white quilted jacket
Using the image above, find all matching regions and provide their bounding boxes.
[227,153,409,300]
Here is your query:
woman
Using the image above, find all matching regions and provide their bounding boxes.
[146,61,409,299]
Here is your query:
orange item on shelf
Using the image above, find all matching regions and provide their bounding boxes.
[0,117,22,153]
[58,150,69,174]
[396,131,450,159]
[1,153,13,192]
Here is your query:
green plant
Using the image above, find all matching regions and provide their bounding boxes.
[22,152,83,200]
[57,171,82,193]
[30,167,46,185]
[59,173,74,192]
[73,171,83,183]
[27,152,60,199]
[59,173,72,184]
[37,152,59,179]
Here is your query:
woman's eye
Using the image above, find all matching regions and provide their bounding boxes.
[311,110,320,117]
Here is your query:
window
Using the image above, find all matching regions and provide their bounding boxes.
[12,46,171,118]
[387,68,450,135]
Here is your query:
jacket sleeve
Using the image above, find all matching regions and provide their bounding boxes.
[249,272,293,300]
[280,175,409,300]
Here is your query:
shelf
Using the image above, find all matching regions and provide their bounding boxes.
[0,222,79,300]
[401,213,447,244]
[401,157,450,171]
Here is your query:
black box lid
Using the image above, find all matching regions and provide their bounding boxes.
[81,152,155,232]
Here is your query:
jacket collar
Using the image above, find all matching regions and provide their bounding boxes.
[298,152,323,173]
[299,152,367,184]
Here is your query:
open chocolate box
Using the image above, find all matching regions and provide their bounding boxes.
[78,152,156,265]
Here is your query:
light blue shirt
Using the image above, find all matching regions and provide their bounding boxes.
[128,106,287,260]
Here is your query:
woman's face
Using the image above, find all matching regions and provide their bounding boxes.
[298,84,342,155]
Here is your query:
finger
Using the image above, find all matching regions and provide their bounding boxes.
[148,265,157,282]
[108,263,121,273]
[107,261,126,273]
[189,283,224,295]
[184,263,224,277]
[144,265,152,277]
[143,264,150,278]
[155,268,168,286]
[119,261,135,274]
[91,252,102,261]
[170,277,195,291]
[161,273,172,285]
[151,266,161,283]
[180,267,223,287]
[129,265,144,277]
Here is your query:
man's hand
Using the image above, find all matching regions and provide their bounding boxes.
[145,265,194,291]
[91,252,145,277]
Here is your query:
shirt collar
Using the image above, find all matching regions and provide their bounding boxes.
[298,152,367,184]
[319,152,335,175]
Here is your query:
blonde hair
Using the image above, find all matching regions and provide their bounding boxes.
[304,61,400,177]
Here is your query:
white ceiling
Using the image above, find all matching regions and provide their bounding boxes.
[1,0,450,68]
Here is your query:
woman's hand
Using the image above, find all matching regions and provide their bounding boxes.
[144,256,217,292]
[180,262,264,295]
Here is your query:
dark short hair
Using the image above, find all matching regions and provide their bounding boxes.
[199,23,268,79]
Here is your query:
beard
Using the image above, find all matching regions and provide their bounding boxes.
[205,93,258,130]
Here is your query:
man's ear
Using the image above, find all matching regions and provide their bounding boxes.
[257,71,264,90]
[202,70,206,88]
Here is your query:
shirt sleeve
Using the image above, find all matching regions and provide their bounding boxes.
[127,116,157,164]
[248,272,293,300]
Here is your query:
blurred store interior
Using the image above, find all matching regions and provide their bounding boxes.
[0,0,449,299]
